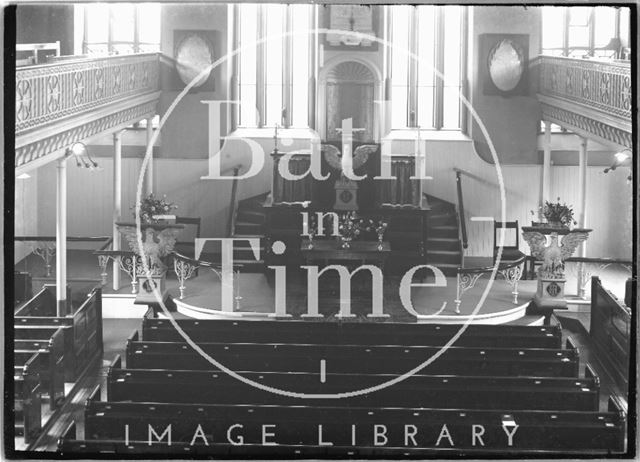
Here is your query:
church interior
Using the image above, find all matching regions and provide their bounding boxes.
[9,2,636,457]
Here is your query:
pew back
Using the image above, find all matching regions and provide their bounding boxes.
[125,336,580,377]
[590,277,631,391]
[15,287,103,380]
[14,353,42,444]
[142,318,563,348]
[106,360,600,411]
[83,397,626,452]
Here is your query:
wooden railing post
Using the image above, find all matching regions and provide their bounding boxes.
[227,167,240,238]
[455,170,468,251]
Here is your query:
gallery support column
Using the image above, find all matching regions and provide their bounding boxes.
[56,157,67,316]
[540,121,552,209]
[145,116,154,196]
[113,130,123,291]
[577,136,588,296]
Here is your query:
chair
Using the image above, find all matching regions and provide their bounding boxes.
[174,217,201,259]
[493,220,525,265]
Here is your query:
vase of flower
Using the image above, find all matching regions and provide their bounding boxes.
[373,220,387,251]
[340,236,352,249]
[531,198,577,229]
[133,194,177,224]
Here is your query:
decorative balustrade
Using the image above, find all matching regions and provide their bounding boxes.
[454,256,526,314]
[15,236,111,278]
[537,56,631,120]
[536,56,631,147]
[16,53,160,135]
[564,257,632,300]
[95,249,243,301]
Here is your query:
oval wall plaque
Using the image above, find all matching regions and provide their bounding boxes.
[487,39,525,92]
[175,33,214,88]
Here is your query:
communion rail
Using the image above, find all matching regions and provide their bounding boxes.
[93,250,243,300]
[454,255,527,313]
[15,236,112,278]
[564,257,632,300]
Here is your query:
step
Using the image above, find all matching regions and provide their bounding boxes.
[428,225,459,238]
[14,424,24,438]
[428,214,458,227]
[427,237,460,251]
[237,210,266,223]
[427,250,462,264]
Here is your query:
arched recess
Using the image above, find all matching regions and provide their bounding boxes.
[317,55,383,142]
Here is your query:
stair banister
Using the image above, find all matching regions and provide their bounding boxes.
[453,168,469,252]
[226,167,241,238]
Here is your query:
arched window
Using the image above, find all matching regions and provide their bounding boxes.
[389,5,466,130]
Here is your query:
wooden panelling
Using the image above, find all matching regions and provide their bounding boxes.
[15,170,39,262]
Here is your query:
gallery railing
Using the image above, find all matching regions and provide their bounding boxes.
[537,56,631,120]
[454,255,526,314]
[15,53,160,135]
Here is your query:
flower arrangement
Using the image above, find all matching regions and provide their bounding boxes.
[531,198,576,228]
[337,212,360,248]
[336,213,388,249]
[132,194,177,224]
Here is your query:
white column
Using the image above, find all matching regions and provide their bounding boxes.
[577,137,588,296]
[578,137,588,232]
[56,157,67,316]
[113,131,123,291]
[145,116,154,196]
[540,121,552,209]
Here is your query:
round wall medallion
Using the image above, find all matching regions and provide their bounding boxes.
[340,190,354,203]
[175,34,214,87]
[487,39,525,92]
[546,281,561,297]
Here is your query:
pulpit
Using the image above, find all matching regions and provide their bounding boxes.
[116,222,183,304]
[522,226,591,319]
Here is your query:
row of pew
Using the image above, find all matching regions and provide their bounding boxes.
[59,317,627,456]
[13,285,103,446]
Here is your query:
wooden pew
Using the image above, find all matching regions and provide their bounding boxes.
[142,318,563,348]
[590,276,631,391]
[106,356,600,411]
[15,287,103,381]
[125,332,580,377]
[14,284,62,317]
[14,354,42,445]
[61,438,628,457]
[82,386,626,452]
[15,325,63,340]
[15,347,65,410]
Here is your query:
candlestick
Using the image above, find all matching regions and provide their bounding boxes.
[273,123,279,152]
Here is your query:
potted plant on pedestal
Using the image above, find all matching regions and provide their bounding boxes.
[531,198,577,228]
